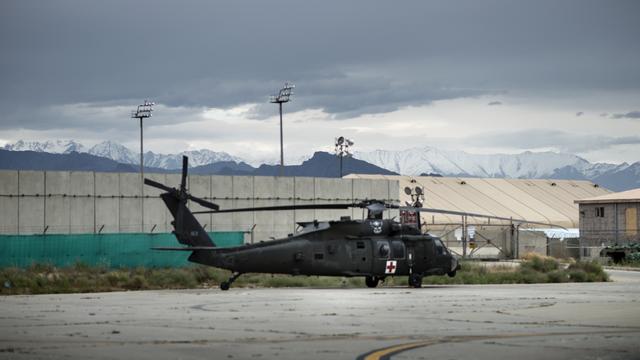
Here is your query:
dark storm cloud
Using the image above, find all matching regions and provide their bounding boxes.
[611,111,640,119]
[1,0,639,129]
[576,112,584,117]
[467,129,640,154]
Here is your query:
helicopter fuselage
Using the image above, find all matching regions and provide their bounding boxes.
[188,218,459,279]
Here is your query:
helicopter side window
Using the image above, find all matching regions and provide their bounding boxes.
[377,241,390,259]
[390,240,405,259]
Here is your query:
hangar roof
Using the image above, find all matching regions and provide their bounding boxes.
[574,188,640,204]
[345,174,611,228]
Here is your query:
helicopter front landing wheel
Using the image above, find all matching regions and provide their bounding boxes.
[365,276,380,288]
[408,273,423,288]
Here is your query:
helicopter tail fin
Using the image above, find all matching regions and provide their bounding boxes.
[145,156,218,248]
[161,192,216,247]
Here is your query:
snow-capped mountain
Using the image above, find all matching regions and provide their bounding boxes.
[3,140,244,169]
[3,140,86,154]
[88,141,138,165]
[86,141,243,168]
[353,146,618,179]
[143,149,243,169]
[591,162,640,191]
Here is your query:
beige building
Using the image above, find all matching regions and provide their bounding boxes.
[575,188,640,257]
[348,174,610,259]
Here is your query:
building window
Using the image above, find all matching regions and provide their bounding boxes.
[314,253,324,260]
[596,207,605,217]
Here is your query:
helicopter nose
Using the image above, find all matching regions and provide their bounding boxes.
[451,257,460,271]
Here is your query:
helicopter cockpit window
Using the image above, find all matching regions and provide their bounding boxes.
[390,240,405,259]
[434,239,447,256]
[377,241,390,258]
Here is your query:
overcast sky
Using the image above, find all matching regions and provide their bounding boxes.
[1,0,639,164]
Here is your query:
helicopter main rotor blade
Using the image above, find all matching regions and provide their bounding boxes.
[396,206,567,229]
[192,203,357,214]
[144,178,175,193]
[188,195,220,211]
[180,156,188,192]
[144,156,219,211]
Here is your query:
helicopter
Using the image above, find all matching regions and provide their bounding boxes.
[145,156,559,290]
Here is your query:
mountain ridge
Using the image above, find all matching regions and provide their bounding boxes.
[0,149,396,179]
[2,139,638,191]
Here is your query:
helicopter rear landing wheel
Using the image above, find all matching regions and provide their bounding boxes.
[365,276,380,288]
[220,272,241,291]
[408,273,423,288]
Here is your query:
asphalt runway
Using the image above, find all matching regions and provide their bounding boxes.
[1,270,639,360]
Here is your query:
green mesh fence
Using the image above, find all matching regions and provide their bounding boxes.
[0,232,244,268]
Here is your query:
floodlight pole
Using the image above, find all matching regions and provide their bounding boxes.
[270,82,295,177]
[139,117,144,180]
[279,102,284,173]
[131,100,154,232]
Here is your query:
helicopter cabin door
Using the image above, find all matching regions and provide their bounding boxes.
[372,239,406,276]
[348,239,371,274]
[411,239,434,275]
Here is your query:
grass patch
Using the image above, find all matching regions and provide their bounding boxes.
[1,255,608,295]
[424,255,607,285]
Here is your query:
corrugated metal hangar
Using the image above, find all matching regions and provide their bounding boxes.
[348,174,609,228]
[349,175,610,258]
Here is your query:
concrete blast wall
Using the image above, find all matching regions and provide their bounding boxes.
[0,171,397,243]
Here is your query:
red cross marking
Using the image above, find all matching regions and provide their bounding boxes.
[386,260,397,274]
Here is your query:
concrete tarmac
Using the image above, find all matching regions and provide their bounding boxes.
[1,270,639,360]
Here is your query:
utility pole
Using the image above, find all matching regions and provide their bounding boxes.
[269,82,295,177]
[334,136,354,178]
[131,100,154,232]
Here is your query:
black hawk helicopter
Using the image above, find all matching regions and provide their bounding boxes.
[145,156,557,290]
